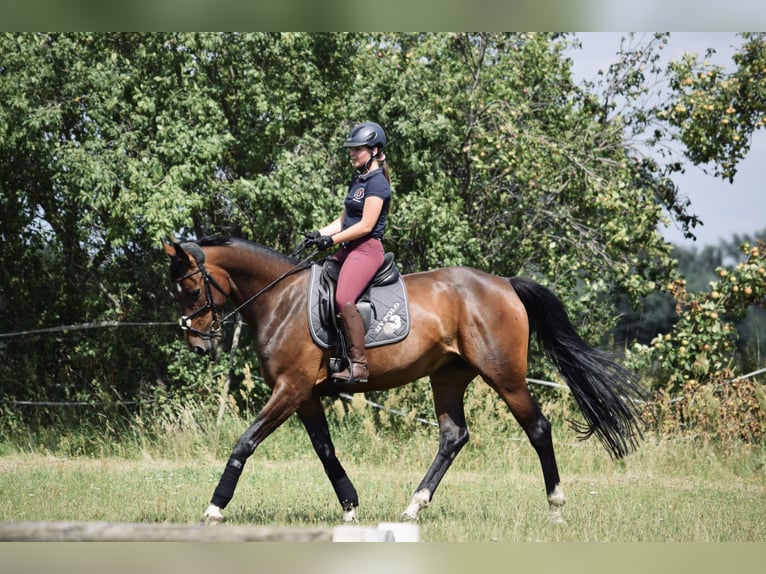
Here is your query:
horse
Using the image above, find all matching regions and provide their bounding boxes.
[163,236,645,525]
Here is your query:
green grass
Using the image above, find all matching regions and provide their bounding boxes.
[1,407,764,542]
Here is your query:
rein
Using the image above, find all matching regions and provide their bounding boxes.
[176,246,317,339]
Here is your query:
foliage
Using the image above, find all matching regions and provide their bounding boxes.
[613,228,766,368]
[625,242,766,442]
[628,242,766,391]
[664,32,766,183]
[367,33,678,342]
[648,380,766,443]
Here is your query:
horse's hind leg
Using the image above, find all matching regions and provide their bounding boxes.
[297,396,359,523]
[489,377,566,523]
[402,363,473,521]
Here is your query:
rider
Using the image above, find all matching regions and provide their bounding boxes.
[310,121,392,385]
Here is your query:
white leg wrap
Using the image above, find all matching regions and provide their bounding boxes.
[201,504,224,525]
[401,489,431,521]
[342,506,357,523]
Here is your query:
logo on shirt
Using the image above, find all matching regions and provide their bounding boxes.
[353,188,365,201]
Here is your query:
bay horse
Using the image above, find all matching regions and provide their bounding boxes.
[163,236,644,525]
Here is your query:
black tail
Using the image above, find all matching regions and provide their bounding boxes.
[509,276,646,459]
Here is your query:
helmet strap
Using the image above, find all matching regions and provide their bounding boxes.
[361,146,381,174]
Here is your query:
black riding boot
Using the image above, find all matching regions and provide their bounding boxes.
[333,302,369,384]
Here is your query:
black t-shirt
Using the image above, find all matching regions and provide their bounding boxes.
[341,169,391,239]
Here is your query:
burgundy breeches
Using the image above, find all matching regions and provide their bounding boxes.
[331,237,385,309]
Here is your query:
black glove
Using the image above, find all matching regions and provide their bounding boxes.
[290,231,321,258]
[316,235,334,251]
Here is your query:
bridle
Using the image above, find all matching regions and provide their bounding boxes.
[175,262,229,340]
[173,243,316,340]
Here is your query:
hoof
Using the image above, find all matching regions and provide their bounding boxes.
[547,485,566,524]
[342,507,357,523]
[200,514,223,526]
[401,489,430,522]
[548,508,566,525]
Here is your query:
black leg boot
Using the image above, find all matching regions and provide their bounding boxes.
[333,302,369,384]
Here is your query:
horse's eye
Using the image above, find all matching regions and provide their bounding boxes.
[189,289,201,300]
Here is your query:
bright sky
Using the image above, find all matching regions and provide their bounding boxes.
[569,32,765,249]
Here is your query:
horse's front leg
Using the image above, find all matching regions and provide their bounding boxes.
[202,382,302,524]
[297,396,359,522]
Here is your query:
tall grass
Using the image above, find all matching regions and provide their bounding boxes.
[1,384,764,541]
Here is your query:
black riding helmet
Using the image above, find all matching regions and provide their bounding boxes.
[342,121,386,152]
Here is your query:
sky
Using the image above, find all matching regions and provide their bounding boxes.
[569,32,765,250]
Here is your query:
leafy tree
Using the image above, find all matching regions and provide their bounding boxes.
[630,242,765,390]
[0,33,232,404]
[664,32,766,183]
[0,32,367,407]
[626,32,766,398]
[627,242,766,442]
[616,230,766,379]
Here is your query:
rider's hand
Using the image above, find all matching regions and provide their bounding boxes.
[316,236,334,251]
[290,231,321,258]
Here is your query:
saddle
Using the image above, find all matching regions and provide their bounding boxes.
[307,253,411,351]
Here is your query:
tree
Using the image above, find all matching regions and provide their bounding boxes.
[664,32,766,183]
[0,33,232,403]
[614,230,766,375]
[626,242,766,442]
[624,33,766,395]
[0,33,368,406]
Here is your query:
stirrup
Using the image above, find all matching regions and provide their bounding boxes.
[332,363,368,385]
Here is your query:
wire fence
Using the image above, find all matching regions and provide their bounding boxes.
[0,321,177,339]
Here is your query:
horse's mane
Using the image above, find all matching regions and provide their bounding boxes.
[196,236,294,264]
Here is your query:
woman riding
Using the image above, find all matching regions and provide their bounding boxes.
[309,121,392,385]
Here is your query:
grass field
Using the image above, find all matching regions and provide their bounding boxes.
[1,409,764,542]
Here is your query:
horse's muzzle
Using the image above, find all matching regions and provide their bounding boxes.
[190,344,208,356]
[187,337,220,360]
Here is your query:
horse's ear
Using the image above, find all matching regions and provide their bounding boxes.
[162,237,188,261]
[162,239,176,258]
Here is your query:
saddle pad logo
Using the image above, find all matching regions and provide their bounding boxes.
[372,302,402,336]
